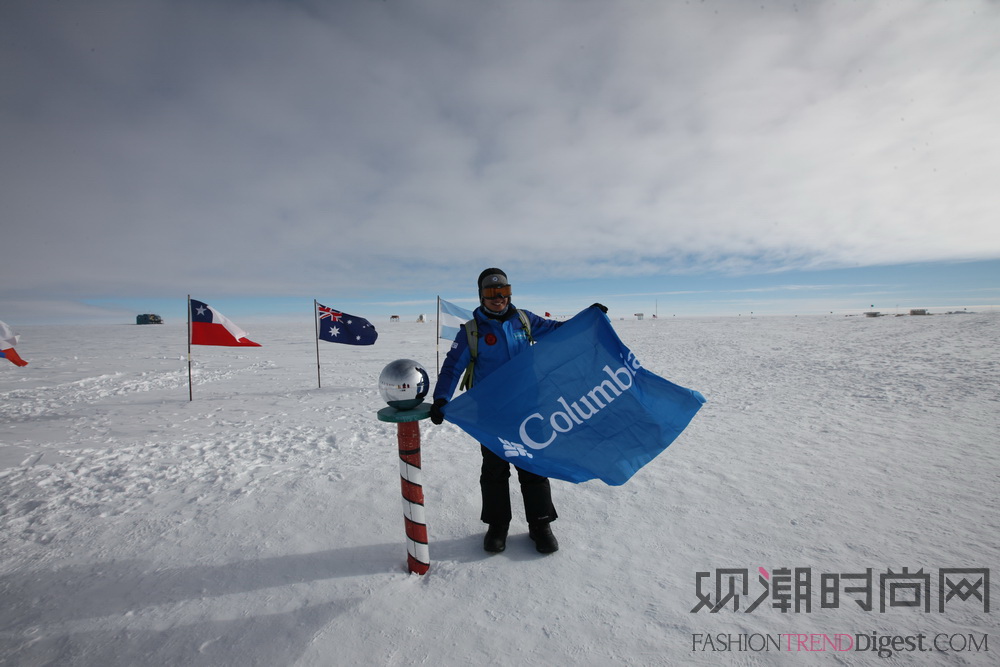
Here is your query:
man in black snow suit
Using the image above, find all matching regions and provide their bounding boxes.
[429,267,608,555]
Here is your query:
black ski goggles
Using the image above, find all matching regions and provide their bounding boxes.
[482,284,512,299]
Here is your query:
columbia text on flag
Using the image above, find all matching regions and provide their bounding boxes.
[443,307,706,485]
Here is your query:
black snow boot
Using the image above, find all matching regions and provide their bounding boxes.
[529,522,559,554]
[484,523,509,553]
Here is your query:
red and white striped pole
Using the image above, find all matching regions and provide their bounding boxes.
[397,420,429,574]
[377,407,431,574]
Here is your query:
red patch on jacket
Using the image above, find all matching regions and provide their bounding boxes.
[484,333,498,346]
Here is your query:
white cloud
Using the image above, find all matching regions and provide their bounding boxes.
[1,0,999,304]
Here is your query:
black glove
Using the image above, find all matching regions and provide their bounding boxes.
[590,302,608,313]
[429,398,448,425]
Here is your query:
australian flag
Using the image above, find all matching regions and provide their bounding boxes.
[317,303,378,346]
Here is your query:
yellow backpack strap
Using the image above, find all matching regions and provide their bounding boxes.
[517,309,534,344]
[459,318,478,391]
[459,312,534,391]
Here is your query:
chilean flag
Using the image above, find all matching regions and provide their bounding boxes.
[189,299,261,347]
[1,320,29,367]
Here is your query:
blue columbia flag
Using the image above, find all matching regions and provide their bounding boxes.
[443,307,706,485]
[317,304,378,345]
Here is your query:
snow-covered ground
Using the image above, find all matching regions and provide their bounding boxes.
[1,313,997,665]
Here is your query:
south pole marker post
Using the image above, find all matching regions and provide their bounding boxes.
[377,360,431,575]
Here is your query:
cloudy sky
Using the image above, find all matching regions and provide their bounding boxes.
[2,0,999,324]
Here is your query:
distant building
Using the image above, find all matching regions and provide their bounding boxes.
[909,309,929,316]
[136,314,163,325]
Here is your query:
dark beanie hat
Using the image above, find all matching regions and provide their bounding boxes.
[478,268,508,296]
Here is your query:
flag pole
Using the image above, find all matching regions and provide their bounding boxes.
[435,296,441,380]
[187,295,193,401]
[314,299,322,389]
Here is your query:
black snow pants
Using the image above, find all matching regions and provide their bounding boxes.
[479,445,557,526]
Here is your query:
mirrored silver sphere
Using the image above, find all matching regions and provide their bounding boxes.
[378,359,429,410]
